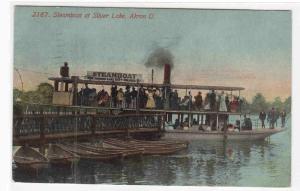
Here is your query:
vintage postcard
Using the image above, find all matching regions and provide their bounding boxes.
[12,5,291,188]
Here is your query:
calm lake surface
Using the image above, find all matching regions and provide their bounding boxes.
[12,116,291,187]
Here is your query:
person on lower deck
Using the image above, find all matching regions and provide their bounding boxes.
[259,111,267,128]
[280,109,287,128]
[242,114,252,130]
[267,108,276,129]
[275,108,280,127]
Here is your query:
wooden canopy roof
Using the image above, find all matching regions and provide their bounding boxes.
[49,77,245,91]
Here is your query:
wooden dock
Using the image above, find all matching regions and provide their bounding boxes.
[13,113,163,146]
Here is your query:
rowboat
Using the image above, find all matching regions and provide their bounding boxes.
[104,138,188,155]
[46,144,79,166]
[164,127,286,141]
[57,143,121,161]
[103,139,145,153]
[78,142,143,158]
[75,143,124,157]
[13,146,48,170]
[127,139,188,149]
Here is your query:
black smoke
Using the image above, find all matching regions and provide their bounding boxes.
[145,47,174,69]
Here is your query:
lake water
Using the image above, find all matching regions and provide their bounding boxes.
[12,116,291,187]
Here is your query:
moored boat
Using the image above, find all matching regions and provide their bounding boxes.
[13,146,49,170]
[57,143,122,161]
[46,144,79,166]
[105,138,188,155]
[78,142,142,158]
[164,127,286,141]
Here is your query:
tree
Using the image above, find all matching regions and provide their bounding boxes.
[36,82,54,104]
[251,93,268,113]
[13,83,54,115]
[272,97,283,110]
[13,88,23,103]
[283,96,291,113]
[239,96,251,113]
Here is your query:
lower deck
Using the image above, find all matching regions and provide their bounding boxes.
[164,128,285,141]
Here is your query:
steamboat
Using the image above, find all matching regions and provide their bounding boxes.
[43,63,285,141]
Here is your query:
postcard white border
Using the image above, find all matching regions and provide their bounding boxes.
[1,1,300,191]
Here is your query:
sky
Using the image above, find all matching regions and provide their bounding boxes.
[13,6,292,101]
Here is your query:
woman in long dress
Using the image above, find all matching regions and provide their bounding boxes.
[219,91,227,112]
[117,88,124,108]
[146,89,155,109]
[204,92,211,110]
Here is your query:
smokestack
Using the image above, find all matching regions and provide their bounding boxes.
[163,64,171,84]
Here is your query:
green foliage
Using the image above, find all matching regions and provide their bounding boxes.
[13,83,54,115]
[250,93,269,113]
[36,83,54,104]
[272,97,283,110]
[14,82,54,104]
[239,96,251,113]
[283,96,291,113]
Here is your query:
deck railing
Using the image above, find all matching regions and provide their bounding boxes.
[13,113,163,138]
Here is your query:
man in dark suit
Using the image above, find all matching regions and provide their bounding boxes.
[60,62,69,77]
[210,90,216,111]
[259,111,267,128]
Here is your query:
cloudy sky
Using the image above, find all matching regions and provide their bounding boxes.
[13,6,291,101]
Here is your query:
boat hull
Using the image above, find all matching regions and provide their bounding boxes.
[15,161,49,171]
[163,128,286,141]
[13,146,49,171]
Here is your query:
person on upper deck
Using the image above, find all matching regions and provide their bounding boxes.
[210,90,216,111]
[259,110,267,128]
[146,89,155,109]
[124,86,131,108]
[194,91,203,110]
[188,91,193,109]
[138,86,146,109]
[111,85,118,107]
[170,90,179,110]
[60,62,69,78]
[225,94,230,111]
[230,96,239,112]
[82,83,91,106]
[218,91,227,112]
[117,88,124,108]
[154,88,163,109]
[130,87,137,108]
[238,96,243,112]
[204,92,210,110]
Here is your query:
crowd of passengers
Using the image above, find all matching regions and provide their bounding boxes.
[76,84,242,112]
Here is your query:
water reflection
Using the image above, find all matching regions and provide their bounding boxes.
[13,128,290,186]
